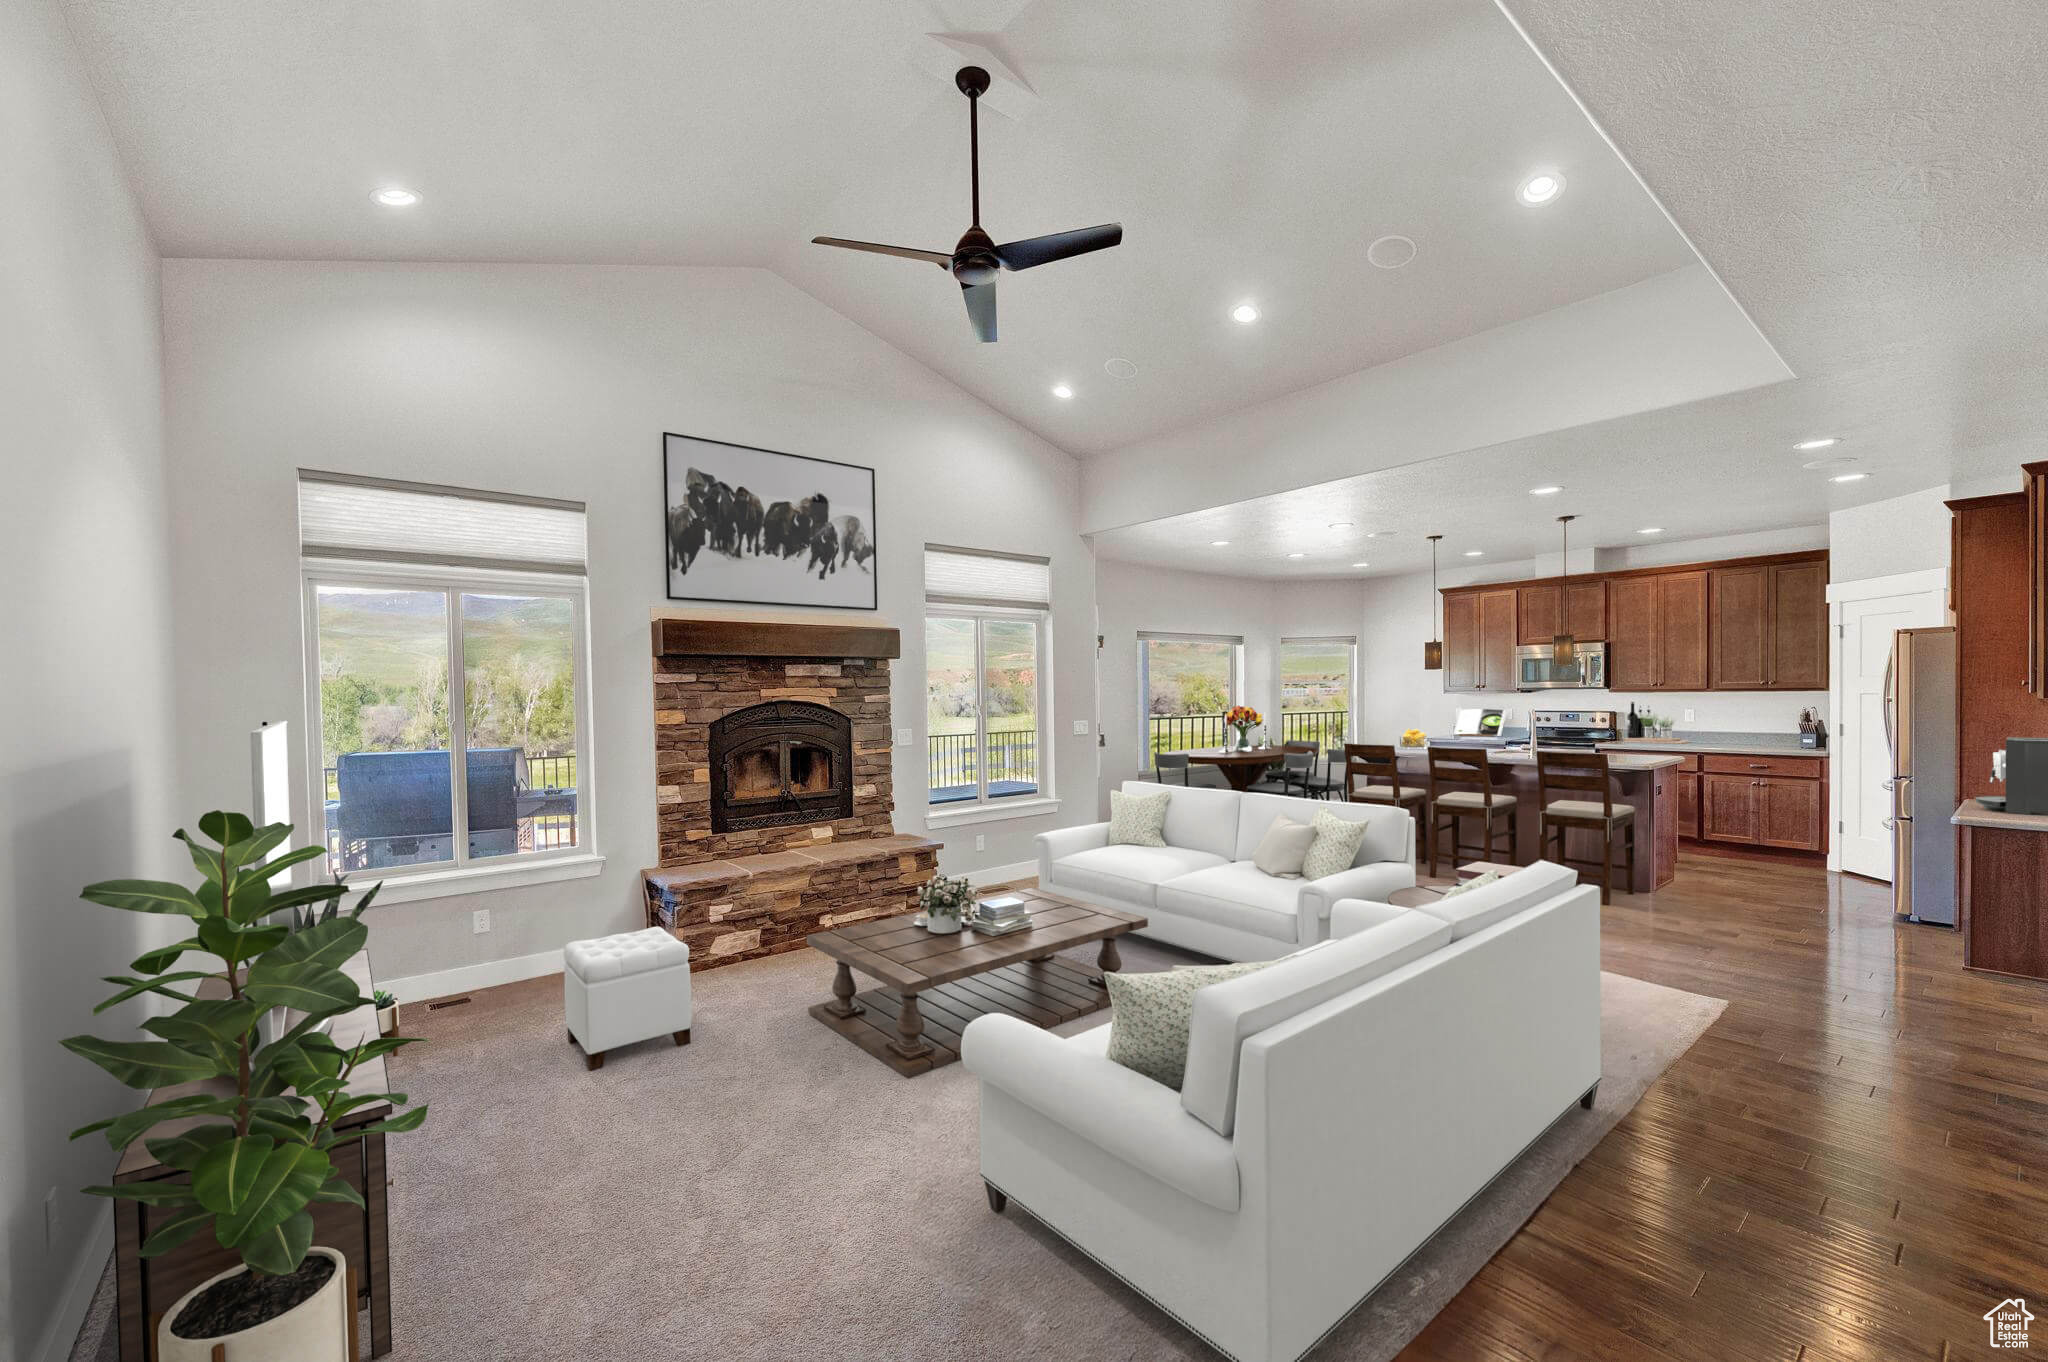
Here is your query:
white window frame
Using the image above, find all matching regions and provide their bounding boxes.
[300,557,602,904]
[923,603,1058,827]
[1138,631,1245,770]
[1275,635,1359,746]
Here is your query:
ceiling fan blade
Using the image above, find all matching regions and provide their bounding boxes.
[992,223,1123,271]
[961,282,997,343]
[811,237,952,266]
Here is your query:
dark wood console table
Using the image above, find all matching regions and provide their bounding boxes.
[111,951,393,1359]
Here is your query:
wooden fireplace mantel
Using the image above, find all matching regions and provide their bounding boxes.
[651,617,902,660]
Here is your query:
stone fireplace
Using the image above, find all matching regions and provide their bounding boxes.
[642,618,938,970]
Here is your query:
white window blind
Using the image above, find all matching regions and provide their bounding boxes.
[298,471,587,574]
[924,545,1051,609]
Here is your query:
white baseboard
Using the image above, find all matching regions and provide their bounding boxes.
[35,1202,112,1362]
[966,859,1038,888]
[380,947,564,1005]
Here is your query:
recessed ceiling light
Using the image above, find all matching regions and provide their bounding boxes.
[1529,485,1563,496]
[1463,549,1484,557]
[1104,357,1138,379]
[1287,553,1306,560]
[1051,383,1074,400]
[1638,526,1664,535]
[1831,471,1869,483]
[1210,539,1230,547]
[1231,303,1260,324]
[1351,561,1370,568]
[371,186,421,208]
[1517,171,1565,206]
[1793,436,1840,451]
[1327,521,1353,530]
[1366,235,1416,269]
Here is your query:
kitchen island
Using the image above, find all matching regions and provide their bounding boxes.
[1394,747,1684,893]
[1952,799,2048,981]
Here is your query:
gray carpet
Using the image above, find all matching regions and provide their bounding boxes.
[70,938,1723,1362]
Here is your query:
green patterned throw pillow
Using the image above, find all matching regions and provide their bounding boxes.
[1103,960,1273,1088]
[1441,869,1502,898]
[1107,788,1172,847]
[1301,807,1371,880]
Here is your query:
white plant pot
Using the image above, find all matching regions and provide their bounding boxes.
[376,1003,398,1036]
[156,1246,351,1362]
[925,913,962,935]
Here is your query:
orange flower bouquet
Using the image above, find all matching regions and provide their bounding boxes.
[1224,705,1263,750]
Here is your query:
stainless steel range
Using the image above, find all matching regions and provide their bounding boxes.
[1530,709,1621,751]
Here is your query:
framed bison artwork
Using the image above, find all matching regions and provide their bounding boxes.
[662,432,879,610]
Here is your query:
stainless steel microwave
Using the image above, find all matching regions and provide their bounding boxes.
[1514,641,1607,690]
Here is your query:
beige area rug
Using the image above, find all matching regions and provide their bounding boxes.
[70,939,1723,1362]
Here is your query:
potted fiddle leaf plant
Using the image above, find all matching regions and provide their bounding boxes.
[65,810,427,1362]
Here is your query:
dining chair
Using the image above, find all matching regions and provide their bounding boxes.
[1248,748,1318,797]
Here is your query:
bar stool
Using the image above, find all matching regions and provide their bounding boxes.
[1343,744,1429,864]
[1426,746,1518,877]
[1535,748,1635,903]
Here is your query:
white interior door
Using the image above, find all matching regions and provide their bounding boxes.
[1832,574,1949,879]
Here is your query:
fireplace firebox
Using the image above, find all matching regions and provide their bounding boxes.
[708,701,854,833]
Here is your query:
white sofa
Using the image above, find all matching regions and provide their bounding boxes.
[962,861,1598,1362]
[1036,781,1417,960]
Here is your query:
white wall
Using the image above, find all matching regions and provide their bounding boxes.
[160,260,1095,986]
[1,1,178,1356]
[1093,560,1365,809]
[1829,484,1952,583]
[1355,532,1831,744]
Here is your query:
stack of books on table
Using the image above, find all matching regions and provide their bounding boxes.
[970,894,1033,936]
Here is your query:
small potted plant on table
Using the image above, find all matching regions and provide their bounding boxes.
[64,810,427,1362]
[374,989,399,1037]
[919,874,974,934]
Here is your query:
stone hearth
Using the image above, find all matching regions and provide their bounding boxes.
[644,618,938,970]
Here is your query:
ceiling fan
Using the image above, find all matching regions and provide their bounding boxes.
[812,65,1122,343]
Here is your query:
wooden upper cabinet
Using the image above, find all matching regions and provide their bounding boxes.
[2025,462,2048,700]
[1608,576,1661,689]
[1657,570,1710,690]
[1478,589,1518,692]
[1709,565,1771,688]
[1517,581,1607,645]
[1768,559,1829,689]
[1442,591,1480,692]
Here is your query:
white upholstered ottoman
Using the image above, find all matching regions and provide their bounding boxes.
[563,927,692,1070]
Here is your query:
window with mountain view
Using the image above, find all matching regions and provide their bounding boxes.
[1142,633,1241,765]
[1278,636,1355,750]
[924,546,1051,811]
[300,472,591,888]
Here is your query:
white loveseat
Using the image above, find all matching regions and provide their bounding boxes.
[1035,781,1417,960]
[962,861,1597,1362]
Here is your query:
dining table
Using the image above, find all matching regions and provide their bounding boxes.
[1184,745,1291,791]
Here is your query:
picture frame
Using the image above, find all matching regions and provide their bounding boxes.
[661,432,879,611]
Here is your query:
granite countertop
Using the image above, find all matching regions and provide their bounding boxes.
[1398,747,1684,772]
[1600,731,1830,758]
[1952,798,2048,831]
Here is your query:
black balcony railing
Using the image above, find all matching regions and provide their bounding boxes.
[1146,710,1348,764]
[928,728,1040,803]
[321,748,579,869]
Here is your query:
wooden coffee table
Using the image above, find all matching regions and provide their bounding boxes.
[807,889,1145,1076]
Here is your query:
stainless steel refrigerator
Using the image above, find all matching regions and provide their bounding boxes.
[1884,626,1957,925]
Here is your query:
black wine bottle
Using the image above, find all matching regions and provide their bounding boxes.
[1626,703,1644,738]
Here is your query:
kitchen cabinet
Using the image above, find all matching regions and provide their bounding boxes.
[1710,561,1828,690]
[1696,754,1826,852]
[1674,756,1700,839]
[2026,462,2048,701]
[1948,492,2042,804]
[1478,588,1517,692]
[1607,570,1707,690]
[1517,581,1607,645]
[1442,591,1479,692]
[1957,812,2048,981]
[1659,571,1710,689]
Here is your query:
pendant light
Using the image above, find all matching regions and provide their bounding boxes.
[1552,515,1578,667]
[1423,534,1444,670]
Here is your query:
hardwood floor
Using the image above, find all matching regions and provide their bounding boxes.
[1402,849,2048,1362]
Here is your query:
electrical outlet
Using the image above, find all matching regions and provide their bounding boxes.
[1072,719,1091,735]
[895,726,912,746]
[472,908,491,935]
[1683,708,1696,723]
[44,1187,58,1248]
[974,834,986,852]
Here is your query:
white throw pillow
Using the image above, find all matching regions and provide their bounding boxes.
[1441,869,1502,898]
[1301,807,1371,879]
[1103,961,1272,1089]
[1107,788,1172,847]
[1251,816,1316,877]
